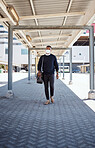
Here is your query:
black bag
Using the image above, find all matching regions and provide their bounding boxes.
[37,57,44,84]
[37,72,43,84]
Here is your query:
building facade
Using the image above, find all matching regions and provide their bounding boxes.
[0,25,35,72]
[0,24,95,73]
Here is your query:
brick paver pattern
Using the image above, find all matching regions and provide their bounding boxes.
[0,78,95,148]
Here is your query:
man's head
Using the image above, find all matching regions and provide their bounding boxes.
[45,45,52,55]
[46,45,52,50]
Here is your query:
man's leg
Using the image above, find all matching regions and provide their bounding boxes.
[49,74,54,98]
[44,74,49,100]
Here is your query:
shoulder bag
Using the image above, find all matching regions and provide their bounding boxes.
[37,56,44,84]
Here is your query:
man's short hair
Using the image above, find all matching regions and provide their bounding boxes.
[46,45,52,49]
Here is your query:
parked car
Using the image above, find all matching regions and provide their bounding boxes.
[72,68,80,73]
[20,70,27,73]
[0,68,4,73]
[60,66,70,73]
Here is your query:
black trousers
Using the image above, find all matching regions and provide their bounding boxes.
[43,74,54,100]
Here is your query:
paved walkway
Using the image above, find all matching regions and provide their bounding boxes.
[60,73,95,112]
[0,77,95,148]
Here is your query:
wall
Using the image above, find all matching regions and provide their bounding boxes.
[0,41,35,67]
[63,46,89,63]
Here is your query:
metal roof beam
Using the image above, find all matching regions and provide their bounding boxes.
[19,12,85,21]
[37,55,63,57]
[12,25,90,30]
[67,1,95,47]
[0,11,85,22]
[0,0,32,48]
[34,44,67,48]
[32,34,71,40]
[29,0,43,45]
[58,0,73,41]
[0,17,9,22]
[32,40,66,45]
[29,48,70,50]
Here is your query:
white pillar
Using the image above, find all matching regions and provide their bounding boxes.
[69,48,72,84]
[59,58,61,77]
[35,57,36,77]
[7,26,14,98]
[62,55,65,79]
[28,48,31,83]
[88,26,95,99]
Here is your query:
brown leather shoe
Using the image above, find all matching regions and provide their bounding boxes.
[44,100,50,105]
[50,96,54,103]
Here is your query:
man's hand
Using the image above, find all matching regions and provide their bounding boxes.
[56,72,59,79]
[37,71,41,77]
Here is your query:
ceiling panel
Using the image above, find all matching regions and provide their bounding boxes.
[0,0,95,56]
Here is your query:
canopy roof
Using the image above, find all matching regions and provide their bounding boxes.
[0,0,95,56]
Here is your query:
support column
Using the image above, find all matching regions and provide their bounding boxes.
[30,51,32,79]
[59,58,61,77]
[36,57,38,75]
[35,57,36,77]
[35,57,39,76]
[28,48,31,83]
[69,48,72,84]
[5,65,6,73]
[62,55,65,79]
[7,26,13,98]
[88,26,95,99]
[17,66,19,72]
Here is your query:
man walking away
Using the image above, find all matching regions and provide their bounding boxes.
[38,45,59,105]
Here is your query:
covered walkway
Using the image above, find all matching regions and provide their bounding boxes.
[0,0,95,147]
[0,78,95,148]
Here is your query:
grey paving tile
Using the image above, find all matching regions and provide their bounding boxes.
[0,78,95,148]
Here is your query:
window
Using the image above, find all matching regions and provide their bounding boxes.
[21,49,28,55]
[79,53,81,55]
[0,25,4,28]
[0,42,8,44]
[13,38,17,40]
[0,31,8,33]
[14,43,22,45]
[65,51,69,54]
[5,48,8,54]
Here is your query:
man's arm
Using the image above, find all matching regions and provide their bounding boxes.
[38,56,42,71]
[54,56,59,72]
[37,56,42,76]
[54,56,59,79]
